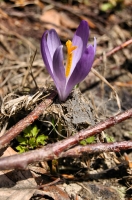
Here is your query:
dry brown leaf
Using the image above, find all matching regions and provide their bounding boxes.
[0,167,37,199]
[124,153,132,169]
[10,0,40,7]
[36,185,70,200]
[40,9,61,34]
[0,188,36,200]
[60,12,78,29]
[0,8,8,19]
[2,147,18,157]
[114,81,132,87]
[108,14,119,23]
[0,147,37,199]
[80,15,96,29]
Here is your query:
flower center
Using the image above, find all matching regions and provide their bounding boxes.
[65,40,77,78]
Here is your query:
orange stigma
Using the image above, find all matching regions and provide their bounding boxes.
[65,40,77,77]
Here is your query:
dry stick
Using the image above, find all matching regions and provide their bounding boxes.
[0,91,57,149]
[0,108,131,170]
[60,141,132,158]
[93,38,132,67]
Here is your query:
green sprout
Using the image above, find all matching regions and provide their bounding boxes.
[16,125,48,153]
[100,0,124,12]
[105,135,115,143]
[80,136,95,145]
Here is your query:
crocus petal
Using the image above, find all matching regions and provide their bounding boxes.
[41,31,53,78]
[65,45,95,98]
[52,46,66,101]
[47,29,61,59]
[67,20,89,78]
[72,20,89,54]
[93,37,96,54]
[41,20,96,102]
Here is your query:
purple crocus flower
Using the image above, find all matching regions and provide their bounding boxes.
[41,20,96,101]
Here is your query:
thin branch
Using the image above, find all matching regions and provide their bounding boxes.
[93,38,132,67]
[0,90,57,149]
[60,141,132,158]
[0,108,131,170]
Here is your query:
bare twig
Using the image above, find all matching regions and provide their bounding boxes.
[0,90,57,149]
[0,108,131,170]
[93,38,132,67]
[60,141,132,158]
[38,178,61,188]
